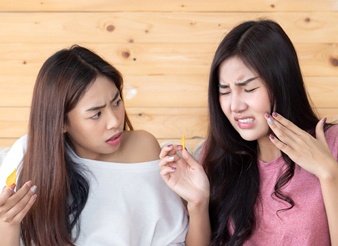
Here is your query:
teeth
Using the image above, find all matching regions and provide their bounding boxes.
[238,118,253,123]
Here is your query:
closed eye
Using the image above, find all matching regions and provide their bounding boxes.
[219,91,231,96]
[245,87,259,93]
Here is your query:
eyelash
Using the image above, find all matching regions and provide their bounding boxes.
[244,87,258,93]
[91,112,101,119]
[219,87,259,95]
[90,99,122,119]
[113,98,122,107]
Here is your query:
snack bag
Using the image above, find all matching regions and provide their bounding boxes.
[6,168,17,186]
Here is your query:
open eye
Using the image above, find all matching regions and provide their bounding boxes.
[113,98,122,107]
[91,112,102,119]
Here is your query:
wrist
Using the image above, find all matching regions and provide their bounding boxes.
[187,197,209,214]
[318,159,338,182]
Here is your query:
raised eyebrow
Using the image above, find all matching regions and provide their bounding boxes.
[234,76,258,86]
[85,91,120,112]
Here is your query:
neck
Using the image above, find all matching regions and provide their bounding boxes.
[257,135,281,162]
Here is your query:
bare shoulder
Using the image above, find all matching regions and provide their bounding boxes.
[123,130,161,162]
[131,130,160,149]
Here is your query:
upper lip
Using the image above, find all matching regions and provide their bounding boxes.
[106,132,122,142]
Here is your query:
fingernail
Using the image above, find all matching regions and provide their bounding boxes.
[9,183,16,190]
[323,118,327,126]
[167,144,173,148]
[168,156,175,161]
[272,112,278,117]
[171,166,177,170]
[269,134,275,140]
[268,117,274,125]
[264,112,270,118]
[30,185,37,193]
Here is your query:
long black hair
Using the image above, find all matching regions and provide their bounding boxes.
[203,19,319,245]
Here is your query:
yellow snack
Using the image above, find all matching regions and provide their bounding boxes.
[6,169,17,187]
[181,135,185,149]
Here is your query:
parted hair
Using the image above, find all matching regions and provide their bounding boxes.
[203,19,319,246]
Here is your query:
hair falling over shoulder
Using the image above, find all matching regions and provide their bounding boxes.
[203,19,320,245]
[17,45,132,245]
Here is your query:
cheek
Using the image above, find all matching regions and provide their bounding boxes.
[249,92,271,113]
[68,123,90,139]
[67,116,97,138]
[219,97,230,116]
[119,104,126,121]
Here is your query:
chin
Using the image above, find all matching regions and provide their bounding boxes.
[239,133,259,142]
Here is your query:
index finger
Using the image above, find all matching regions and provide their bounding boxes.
[270,112,303,136]
[5,181,35,208]
[159,144,174,159]
[159,144,183,159]
[181,148,201,168]
[0,185,16,206]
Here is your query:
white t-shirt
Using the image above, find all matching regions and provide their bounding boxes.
[0,135,188,246]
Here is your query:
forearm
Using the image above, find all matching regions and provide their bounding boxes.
[185,201,211,246]
[0,221,21,246]
[319,160,338,245]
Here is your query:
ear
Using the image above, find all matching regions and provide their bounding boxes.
[63,124,68,133]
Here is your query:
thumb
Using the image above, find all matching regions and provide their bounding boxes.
[315,118,327,145]
[181,148,200,168]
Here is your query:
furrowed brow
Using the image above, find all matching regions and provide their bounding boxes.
[86,91,120,111]
[234,77,258,86]
[218,84,229,88]
[86,104,106,112]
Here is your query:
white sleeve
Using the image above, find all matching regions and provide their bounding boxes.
[0,135,28,188]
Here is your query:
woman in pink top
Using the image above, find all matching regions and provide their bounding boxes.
[159,19,338,245]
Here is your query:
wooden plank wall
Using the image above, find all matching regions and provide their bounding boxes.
[0,0,337,151]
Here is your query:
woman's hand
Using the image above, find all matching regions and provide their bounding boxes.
[159,144,210,208]
[0,181,37,225]
[265,112,338,180]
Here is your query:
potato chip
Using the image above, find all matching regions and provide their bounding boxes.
[6,169,17,187]
[181,135,185,149]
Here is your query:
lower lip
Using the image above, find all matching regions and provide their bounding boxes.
[106,134,122,146]
[237,120,254,129]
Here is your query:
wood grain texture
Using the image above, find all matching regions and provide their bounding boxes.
[1,75,338,108]
[0,43,337,77]
[0,1,337,147]
[0,13,337,43]
[1,0,337,12]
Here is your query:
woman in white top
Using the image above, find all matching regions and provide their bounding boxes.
[0,45,209,246]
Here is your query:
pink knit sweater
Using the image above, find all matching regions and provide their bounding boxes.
[244,125,338,245]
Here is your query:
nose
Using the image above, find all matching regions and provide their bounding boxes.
[106,109,120,130]
[230,93,247,113]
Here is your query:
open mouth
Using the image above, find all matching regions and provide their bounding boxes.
[106,132,122,145]
[238,118,254,123]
